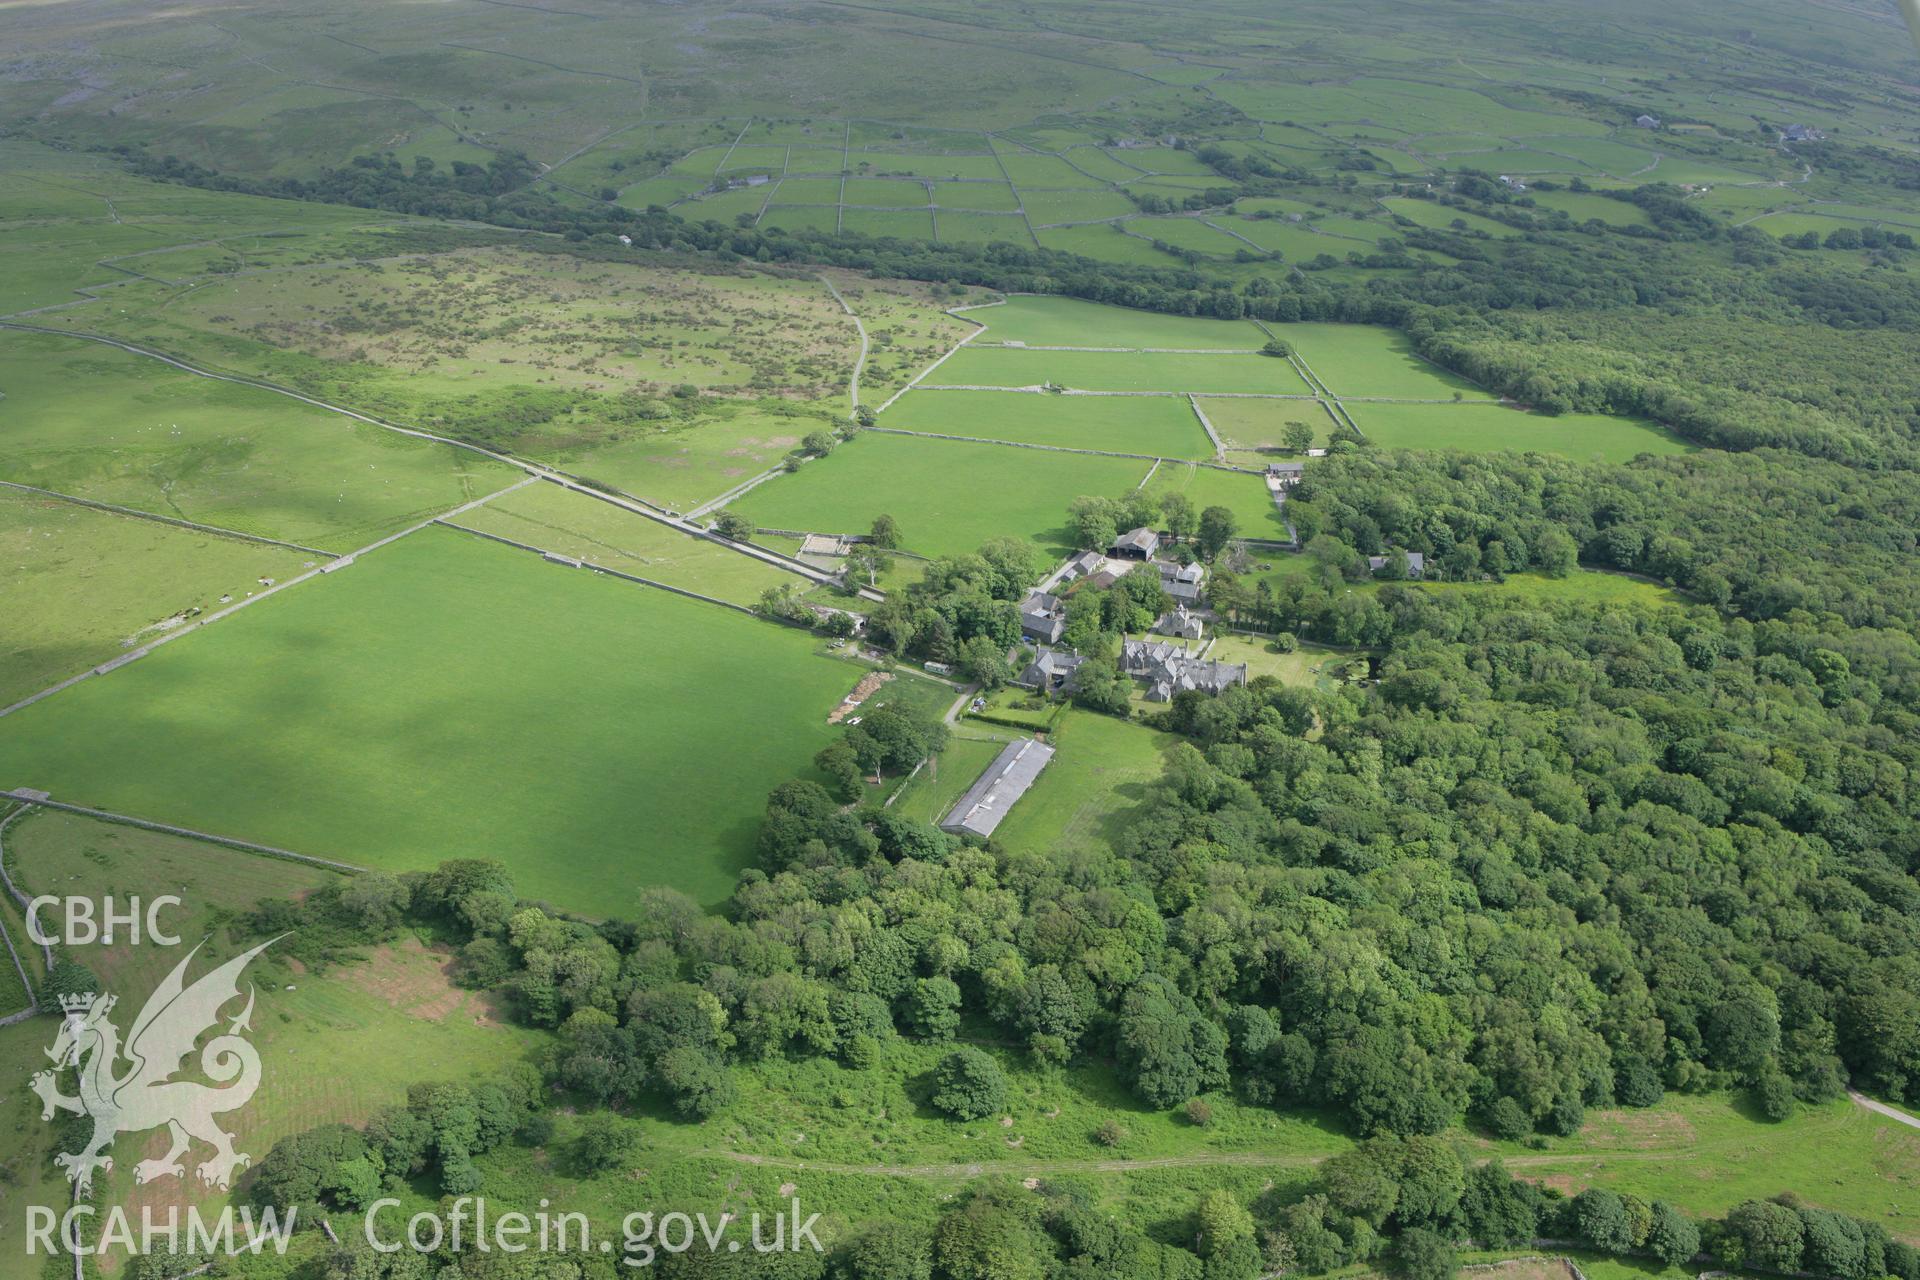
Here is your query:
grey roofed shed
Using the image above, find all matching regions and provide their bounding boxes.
[939,738,1057,840]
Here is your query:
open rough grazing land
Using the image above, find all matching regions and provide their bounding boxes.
[0,331,512,548]
[4,0,1920,1277]
[0,811,541,1277]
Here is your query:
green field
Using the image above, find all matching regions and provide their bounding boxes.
[1220,217,1371,260]
[935,346,1314,394]
[727,431,1151,557]
[1200,396,1333,449]
[452,482,804,605]
[1265,323,1496,399]
[1142,461,1288,539]
[0,331,513,547]
[884,390,1216,458]
[971,295,1267,348]
[1205,633,1353,689]
[1036,223,1182,265]
[1380,197,1518,237]
[1400,570,1686,608]
[559,404,842,512]
[1348,402,1691,462]
[1129,215,1258,257]
[935,211,1035,246]
[0,491,315,707]
[0,527,857,911]
[992,710,1175,858]
[1531,190,1655,226]
[887,731,1020,826]
[1019,188,1139,224]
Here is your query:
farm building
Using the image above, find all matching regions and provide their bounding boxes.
[939,738,1056,840]
[1058,550,1105,585]
[1367,551,1426,579]
[1112,526,1161,560]
[1154,557,1207,605]
[1021,590,1067,644]
[1018,646,1086,696]
[1267,461,1306,487]
[1782,124,1825,142]
[1122,638,1247,701]
[1153,606,1205,640]
[1635,114,1661,129]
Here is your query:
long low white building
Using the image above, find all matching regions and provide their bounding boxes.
[939,737,1056,840]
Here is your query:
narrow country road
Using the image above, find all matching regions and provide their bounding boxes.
[1849,1089,1920,1130]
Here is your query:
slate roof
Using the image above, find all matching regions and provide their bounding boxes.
[939,738,1056,840]
[1020,590,1066,643]
[1367,551,1426,579]
[1019,645,1086,693]
[1122,637,1246,701]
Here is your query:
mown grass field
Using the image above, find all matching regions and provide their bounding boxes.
[1349,402,1691,462]
[0,527,857,911]
[0,491,315,707]
[450,482,803,606]
[0,331,513,547]
[1201,396,1333,450]
[886,731,1020,827]
[1265,323,1496,399]
[935,346,1315,395]
[1141,462,1288,539]
[991,710,1175,859]
[883,389,1215,458]
[727,432,1151,557]
[1206,633,1350,689]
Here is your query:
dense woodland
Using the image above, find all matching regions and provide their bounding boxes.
[204,521,1920,1277]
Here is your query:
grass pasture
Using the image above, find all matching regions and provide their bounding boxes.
[1036,224,1180,265]
[558,404,838,512]
[1266,323,1495,399]
[991,710,1174,859]
[1380,198,1518,237]
[1142,462,1288,539]
[1348,403,1690,462]
[0,527,857,911]
[727,432,1150,557]
[971,296,1266,349]
[883,389,1215,458]
[935,346,1314,395]
[1019,188,1139,224]
[1128,216,1257,258]
[452,482,803,606]
[0,491,315,707]
[0,331,512,548]
[935,211,1036,247]
[1200,397,1332,450]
